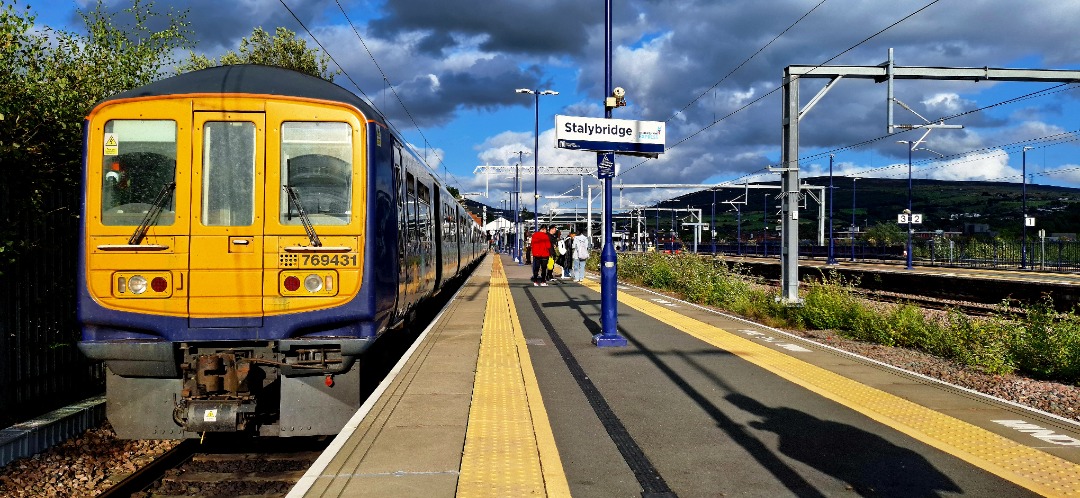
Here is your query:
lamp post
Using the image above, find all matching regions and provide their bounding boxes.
[851,177,859,262]
[516,88,559,234]
[512,150,530,264]
[1022,146,1033,269]
[898,141,914,270]
[827,154,837,265]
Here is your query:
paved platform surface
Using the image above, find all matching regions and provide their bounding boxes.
[293,253,1080,497]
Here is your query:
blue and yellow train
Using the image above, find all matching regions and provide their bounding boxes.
[77,65,484,438]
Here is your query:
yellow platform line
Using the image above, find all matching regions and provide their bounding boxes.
[458,257,571,498]
[581,278,1080,496]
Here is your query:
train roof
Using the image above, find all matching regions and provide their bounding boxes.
[97,64,382,120]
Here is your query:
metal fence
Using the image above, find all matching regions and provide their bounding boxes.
[695,238,1080,272]
[0,184,104,429]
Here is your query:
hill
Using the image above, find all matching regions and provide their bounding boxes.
[462,179,1080,241]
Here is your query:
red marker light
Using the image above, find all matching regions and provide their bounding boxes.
[284,275,301,291]
[151,277,168,293]
[325,375,334,387]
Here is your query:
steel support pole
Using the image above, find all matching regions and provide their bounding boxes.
[779,68,801,303]
[594,0,624,347]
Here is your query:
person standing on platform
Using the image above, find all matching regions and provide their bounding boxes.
[546,226,559,282]
[561,230,575,278]
[530,224,552,286]
[572,228,589,282]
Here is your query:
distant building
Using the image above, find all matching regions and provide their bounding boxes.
[964,223,991,236]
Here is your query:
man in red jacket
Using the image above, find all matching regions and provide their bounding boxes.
[530,224,552,286]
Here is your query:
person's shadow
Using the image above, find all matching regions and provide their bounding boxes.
[726,393,963,497]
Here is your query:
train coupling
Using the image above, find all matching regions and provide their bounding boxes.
[174,351,262,433]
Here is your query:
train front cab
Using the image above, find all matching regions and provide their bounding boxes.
[78,95,387,438]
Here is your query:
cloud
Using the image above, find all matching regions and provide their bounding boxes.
[54,0,1080,201]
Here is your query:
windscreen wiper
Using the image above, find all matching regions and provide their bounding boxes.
[128,182,176,245]
[283,185,322,247]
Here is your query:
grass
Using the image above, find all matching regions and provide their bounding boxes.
[593,252,1080,383]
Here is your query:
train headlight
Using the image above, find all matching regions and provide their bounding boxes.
[128,275,148,295]
[112,271,171,298]
[279,270,338,297]
[304,274,323,292]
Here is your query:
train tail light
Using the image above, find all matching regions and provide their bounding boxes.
[284,275,301,292]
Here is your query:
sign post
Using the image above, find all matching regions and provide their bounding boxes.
[556,0,664,347]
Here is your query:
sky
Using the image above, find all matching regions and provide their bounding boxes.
[33,0,1080,216]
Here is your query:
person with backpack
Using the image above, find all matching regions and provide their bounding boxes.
[561,230,575,278]
[572,228,590,282]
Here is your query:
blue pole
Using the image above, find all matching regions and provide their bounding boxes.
[595,0,625,348]
[851,177,857,262]
[763,193,768,258]
[711,189,716,254]
[533,92,540,234]
[906,144,913,270]
[1022,147,1031,269]
[827,154,836,264]
[737,206,742,256]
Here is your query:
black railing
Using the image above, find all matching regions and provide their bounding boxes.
[0,184,104,429]
[690,238,1080,273]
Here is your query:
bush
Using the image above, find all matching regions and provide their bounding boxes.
[610,252,1080,383]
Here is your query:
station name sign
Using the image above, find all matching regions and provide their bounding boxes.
[555,115,665,157]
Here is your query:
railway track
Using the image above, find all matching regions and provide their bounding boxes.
[100,436,328,497]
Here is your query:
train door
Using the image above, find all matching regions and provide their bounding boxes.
[188,112,265,325]
[433,191,444,289]
[394,146,407,321]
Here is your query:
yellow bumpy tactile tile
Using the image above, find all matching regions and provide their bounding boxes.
[458,257,571,497]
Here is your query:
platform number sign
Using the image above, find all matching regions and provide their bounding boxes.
[897,213,923,224]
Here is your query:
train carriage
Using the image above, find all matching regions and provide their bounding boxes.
[77,65,482,438]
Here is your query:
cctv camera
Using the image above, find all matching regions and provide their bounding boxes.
[613,87,625,98]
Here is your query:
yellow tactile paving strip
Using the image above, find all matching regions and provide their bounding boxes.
[581,278,1080,496]
[457,257,571,497]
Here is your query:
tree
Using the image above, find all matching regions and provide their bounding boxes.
[0,0,192,269]
[863,221,904,247]
[179,26,338,81]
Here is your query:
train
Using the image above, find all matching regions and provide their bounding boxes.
[76,64,485,439]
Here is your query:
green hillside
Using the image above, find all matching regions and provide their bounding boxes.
[464,179,1080,242]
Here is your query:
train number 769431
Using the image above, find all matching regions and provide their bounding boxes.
[302,254,358,267]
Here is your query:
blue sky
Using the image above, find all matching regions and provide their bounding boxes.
[33,0,1080,214]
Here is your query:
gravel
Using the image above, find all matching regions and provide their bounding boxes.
[0,423,178,498]
[2,298,1079,497]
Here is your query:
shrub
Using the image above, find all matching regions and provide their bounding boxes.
[608,252,1080,383]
